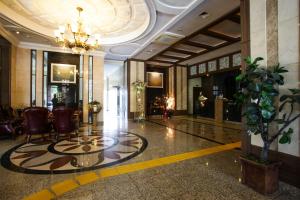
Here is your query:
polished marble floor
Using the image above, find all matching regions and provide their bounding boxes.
[0,116,299,200]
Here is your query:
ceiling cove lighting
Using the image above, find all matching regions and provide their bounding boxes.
[54,7,100,54]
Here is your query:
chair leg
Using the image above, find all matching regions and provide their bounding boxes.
[26,134,31,143]
[56,133,59,141]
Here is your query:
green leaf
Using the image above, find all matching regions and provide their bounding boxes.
[253,57,264,64]
[235,74,244,82]
[279,135,289,144]
[279,128,293,144]
[289,88,300,95]
[261,109,274,119]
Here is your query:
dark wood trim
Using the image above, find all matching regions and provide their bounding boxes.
[158,54,189,60]
[200,30,241,42]
[168,48,197,56]
[251,145,300,188]
[177,41,238,65]
[228,14,241,24]
[183,41,213,50]
[150,59,177,65]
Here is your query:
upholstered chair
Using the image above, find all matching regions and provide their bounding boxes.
[23,107,51,142]
[52,107,75,140]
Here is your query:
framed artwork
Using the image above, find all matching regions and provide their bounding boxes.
[51,63,76,84]
[190,65,197,76]
[146,72,163,88]
[208,60,217,72]
[232,53,242,67]
[199,63,206,74]
[219,56,229,69]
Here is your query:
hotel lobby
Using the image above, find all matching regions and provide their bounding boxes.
[0,0,300,199]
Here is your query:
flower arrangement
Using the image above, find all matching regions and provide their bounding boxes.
[132,80,146,91]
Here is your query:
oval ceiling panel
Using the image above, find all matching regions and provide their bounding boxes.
[1,0,152,44]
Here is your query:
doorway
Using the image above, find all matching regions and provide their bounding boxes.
[103,61,124,120]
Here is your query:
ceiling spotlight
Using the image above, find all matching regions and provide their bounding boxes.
[199,12,209,19]
[16,31,20,34]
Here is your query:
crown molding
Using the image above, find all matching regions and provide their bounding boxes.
[18,42,106,57]
[0,24,19,46]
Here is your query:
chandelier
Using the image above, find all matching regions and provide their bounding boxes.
[54,7,100,54]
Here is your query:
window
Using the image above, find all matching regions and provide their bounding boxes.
[79,55,84,102]
[30,50,37,106]
[88,55,93,103]
[42,51,48,107]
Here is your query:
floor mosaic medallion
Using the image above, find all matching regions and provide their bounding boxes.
[1,131,147,174]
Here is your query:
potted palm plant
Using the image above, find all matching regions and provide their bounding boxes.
[234,57,300,194]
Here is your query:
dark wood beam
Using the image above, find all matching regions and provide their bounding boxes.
[183,41,213,50]
[167,48,197,56]
[228,14,241,24]
[175,41,236,64]
[200,30,240,42]
[150,59,176,65]
[157,54,189,60]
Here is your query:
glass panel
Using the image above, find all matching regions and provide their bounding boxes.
[79,55,83,101]
[88,56,93,103]
[43,52,48,107]
[31,50,37,106]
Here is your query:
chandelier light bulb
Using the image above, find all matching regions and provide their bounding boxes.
[54,30,60,38]
[58,25,65,33]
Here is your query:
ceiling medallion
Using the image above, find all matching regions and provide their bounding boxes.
[54,7,100,54]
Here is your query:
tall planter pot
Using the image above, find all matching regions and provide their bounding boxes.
[240,156,281,195]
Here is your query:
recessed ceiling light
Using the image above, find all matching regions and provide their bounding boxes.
[199,12,209,19]
[16,31,20,34]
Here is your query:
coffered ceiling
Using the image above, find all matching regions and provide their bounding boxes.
[144,8,241,67]
[0,0,240,61]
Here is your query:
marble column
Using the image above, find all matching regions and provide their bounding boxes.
[250,0,300,156]
[93,54,105,123]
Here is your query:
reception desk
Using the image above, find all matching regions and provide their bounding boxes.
[215,97,224,123]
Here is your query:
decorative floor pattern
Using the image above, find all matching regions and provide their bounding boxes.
[1,131,147,174]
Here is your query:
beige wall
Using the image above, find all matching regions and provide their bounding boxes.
[12,47,31,107]
[250,0,300,156]
[168,67,175,97]
[176,66,187,110]
[93,56,104,122]
[277,0,299,156]
[36,50,43,107]
[129,60,145,113]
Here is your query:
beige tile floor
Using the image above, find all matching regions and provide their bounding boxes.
[0,116,299,200]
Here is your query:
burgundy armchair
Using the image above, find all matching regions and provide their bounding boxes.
[52,107,75,140]
[23,107,51,142]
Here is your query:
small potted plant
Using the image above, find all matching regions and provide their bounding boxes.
[234,57,300,194]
